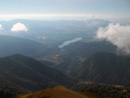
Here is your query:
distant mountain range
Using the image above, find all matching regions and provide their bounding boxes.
[0,35,58,58]
[0,19,109,44]
[72,52,130,86]
[63,40,117,58]
[0,54,73,93]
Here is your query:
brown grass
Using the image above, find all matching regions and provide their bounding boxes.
[15,86,101,98]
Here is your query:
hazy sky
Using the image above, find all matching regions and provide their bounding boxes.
[0,0,130,21]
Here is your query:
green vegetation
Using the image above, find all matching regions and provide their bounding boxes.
[41,40,117,74]
[71,82,130,98]
[0,87,16,98]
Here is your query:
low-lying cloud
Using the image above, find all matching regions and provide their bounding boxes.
[96,23,130,54]
[11,23,28,32]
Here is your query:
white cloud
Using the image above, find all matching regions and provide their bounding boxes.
[11,23,28,32]
[0,24,2,30]
[96,23,130,54]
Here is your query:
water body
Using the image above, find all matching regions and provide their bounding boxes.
[58,37,82,48]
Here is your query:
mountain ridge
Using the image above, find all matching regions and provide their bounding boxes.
[0,54,73,93]
[15,86,101,98]
[0,35,57,58]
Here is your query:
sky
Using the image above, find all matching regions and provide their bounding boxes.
[0,0,130,22]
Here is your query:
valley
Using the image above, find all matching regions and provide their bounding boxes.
[0,19,130,98]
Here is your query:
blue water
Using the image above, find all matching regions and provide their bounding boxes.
[58,37,82,48]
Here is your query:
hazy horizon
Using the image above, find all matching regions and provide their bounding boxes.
[0,0,130,23]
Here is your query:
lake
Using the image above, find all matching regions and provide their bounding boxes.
[58,37,82,48]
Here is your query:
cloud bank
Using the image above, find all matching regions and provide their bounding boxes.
[11,23,28,32]
[0,14,130,23]
[96,23,130,54]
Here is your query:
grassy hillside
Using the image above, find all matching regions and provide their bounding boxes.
[15,86,101,98]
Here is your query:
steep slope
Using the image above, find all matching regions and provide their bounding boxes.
[15,86,101,98]
[0,35,57,58]
[0,54,73,92]
[73,52,130,86]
